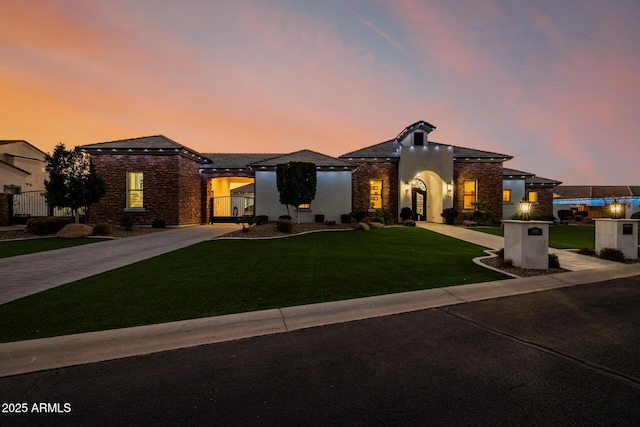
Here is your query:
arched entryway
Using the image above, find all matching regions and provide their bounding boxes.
[411,179,427,221]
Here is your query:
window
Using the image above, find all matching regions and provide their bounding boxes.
[298,203,311,210]
[528,191,538,203]
[463,180,477,209]
[502,189,511,202]
[370,179,383,209]
[127,172,144,208]
[414,132,424,146]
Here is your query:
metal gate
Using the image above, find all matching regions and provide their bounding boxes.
[210,196,254,222]
[11,190,84,223]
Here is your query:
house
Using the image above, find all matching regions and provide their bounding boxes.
[553,186,640,219]
[79,121,561,226]
[502,168,561,219]
[0,140,47,194]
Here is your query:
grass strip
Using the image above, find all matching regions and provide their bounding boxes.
[471,225,600,249]
[0,227,508,342]
[0,237,109,259]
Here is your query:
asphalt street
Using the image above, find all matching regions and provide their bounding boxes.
[1,276,639,426]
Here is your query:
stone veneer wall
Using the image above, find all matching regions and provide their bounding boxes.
[0,193,9,226]
[351,161,399,220]
[88,154,204,226]
[453,162,503,221]
[527,187,554,218]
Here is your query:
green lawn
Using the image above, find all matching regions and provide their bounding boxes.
[0,237,109,259]
[0,227,509,343]
[472,225,640,249]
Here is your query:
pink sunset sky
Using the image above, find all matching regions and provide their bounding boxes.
[2,0,639,185]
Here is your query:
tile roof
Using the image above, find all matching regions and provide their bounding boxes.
[525,175,562,186]
[340,139,512,161]
[200,153,284,169]
[554,186,638,199]
[503,168,535,178]
[250,149,357,168]
[81,135,204,155]
[0,140,47,155]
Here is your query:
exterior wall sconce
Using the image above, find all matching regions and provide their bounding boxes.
[403,181,411,192]
[519,198,532,221]
[610,199,623,219]
[445,182,453,198]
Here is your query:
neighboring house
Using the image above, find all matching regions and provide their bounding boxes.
[0,140,47,194]
[553,186,640,219]
[79,121,561,226]
[502,168,561,219]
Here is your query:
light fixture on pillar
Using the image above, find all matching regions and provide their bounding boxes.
[610,199,623,219]
[519,198,532,221]
[403,181,411,192]
[446,182,453,198]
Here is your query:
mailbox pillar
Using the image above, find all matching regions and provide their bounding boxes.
[502,220,553,269]
[594,218,639,260]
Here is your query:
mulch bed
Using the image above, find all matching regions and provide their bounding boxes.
[479,256,570,278]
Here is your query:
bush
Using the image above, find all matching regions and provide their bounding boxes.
[92,222,112,236]
[573,214,584,222]
[314,214,325,223]
[279,215,292,220]
[400,207,413,221]
[119,216,134,231]
[340,214,352,224]
[495,248,505,259]
[151,219,166,228]
[370,217,384,224]
[255,215,269,226]
[599,247,625,262]
[500,258,514,268]
[577,247,596,256]
[351,211,368,222]
[375,208,393,225]
[631,211,640,219]
[26,216,73,235]
[276,219,293,233]
[557,210,573,220]
[324,220,336,226]
[548,253,560,269]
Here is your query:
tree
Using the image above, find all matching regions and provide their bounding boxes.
[44,143,106,223]
[276,161,317,224]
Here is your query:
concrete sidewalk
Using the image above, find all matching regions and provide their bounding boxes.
[0,224,239,305]
[1,221,638,378]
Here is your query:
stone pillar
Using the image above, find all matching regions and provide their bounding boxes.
[594,218,639,260]
[502,220,553,269]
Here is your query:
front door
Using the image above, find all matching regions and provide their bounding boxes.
[412,187,427,221]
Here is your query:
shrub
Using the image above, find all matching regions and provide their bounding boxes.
[26,216,73,235]
[577,247,596,256]
[631,211,640,219]
[255,215,269,226]
[351,211,368,222]
[440,208,458,224]
[119,216,134,231]
[92,222,112,236]
[399,207,413,221]
[276,219,293,233]
[370,216,384,224]
[324,220,336,226]
[500,258,514,268]
[375,207,393,225]
[573,214,584,222]
[151,218,166,228]
[314,214,325,223]
[340,214,352,224]
[557,210,573,220]
[279,215,292,220]
[495,248,505,259]
[548,253,560,269]
[599,247,625,262]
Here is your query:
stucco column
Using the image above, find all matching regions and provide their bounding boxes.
[502,220,553,269]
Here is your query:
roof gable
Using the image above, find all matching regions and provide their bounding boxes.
[80,135,207,162]
[250,149,356,168]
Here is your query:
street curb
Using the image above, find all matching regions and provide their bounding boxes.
[1,263,639,378]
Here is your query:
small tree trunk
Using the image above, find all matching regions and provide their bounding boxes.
[74,210,80,224]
